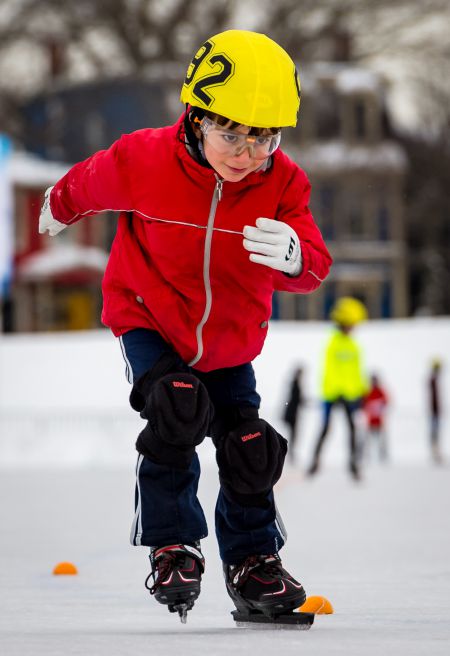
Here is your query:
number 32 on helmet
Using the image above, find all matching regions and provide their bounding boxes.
[180,30,301,129]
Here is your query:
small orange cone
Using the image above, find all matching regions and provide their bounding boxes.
[298,595,334,614]
[52,562,78,575]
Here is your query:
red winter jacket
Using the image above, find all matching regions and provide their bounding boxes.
[50,115,332,372]
[363,386,388,428]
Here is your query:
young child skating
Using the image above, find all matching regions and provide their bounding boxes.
[362,374,389,462]
[39,30,332,622]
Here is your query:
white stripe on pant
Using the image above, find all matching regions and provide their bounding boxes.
[274,501,288,543]
[119,335,134,384]
[130,454,144,545]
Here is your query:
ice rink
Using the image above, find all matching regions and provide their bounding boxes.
[1,459,449,655]
[1,318,449,654]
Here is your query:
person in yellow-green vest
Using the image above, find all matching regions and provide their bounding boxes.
[307,297,369,480]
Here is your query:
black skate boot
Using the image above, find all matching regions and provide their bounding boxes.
[145,543,205,623]
[224,553,306,620]
[349,459,361,481]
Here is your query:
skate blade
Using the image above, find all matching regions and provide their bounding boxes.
[232,610,314,630]
[178,606,188,624]
[170,602,194,624]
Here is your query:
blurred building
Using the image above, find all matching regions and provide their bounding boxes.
[21,76,177,163]
[7,74,181,332]
[280,62,408,320]
[7,152,111,332]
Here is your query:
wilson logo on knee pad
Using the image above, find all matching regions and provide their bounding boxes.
[135,373,214,469]
[216,419,288,505]
[241,431,262,442]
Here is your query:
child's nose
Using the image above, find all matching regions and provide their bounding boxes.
[233,145,254,161]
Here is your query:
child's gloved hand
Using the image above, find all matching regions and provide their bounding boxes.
[243,217,302,276]
[38,186,67,236]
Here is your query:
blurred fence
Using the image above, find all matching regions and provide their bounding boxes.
[0,402,439,469]
[0,409,143,467]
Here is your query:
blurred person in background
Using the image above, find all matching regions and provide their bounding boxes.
[428,358,444,464]
[307,297,368,481]
[362,373,389,463]
[282,365,305,464]
[38,30,332,623]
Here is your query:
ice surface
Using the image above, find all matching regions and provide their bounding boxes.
[1,464,449,655]
[0,319,449,654]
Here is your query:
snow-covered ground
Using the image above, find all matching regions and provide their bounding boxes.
[0,319,449,654]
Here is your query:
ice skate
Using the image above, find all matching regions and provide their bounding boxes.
[349,459,362,481]
[306,460,320,476]
[145,543,205,623]
[224,554,311,628]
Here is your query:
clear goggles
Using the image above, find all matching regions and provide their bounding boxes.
[199,116,281,159]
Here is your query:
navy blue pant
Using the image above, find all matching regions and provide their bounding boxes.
[311,399,360,468]
[120,328,286,564]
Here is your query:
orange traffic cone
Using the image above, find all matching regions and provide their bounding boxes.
[299,595,334,614]
[52,562,78,575]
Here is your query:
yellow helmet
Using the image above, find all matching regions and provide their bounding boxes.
[180,30,301,128]
[330,297,368,327]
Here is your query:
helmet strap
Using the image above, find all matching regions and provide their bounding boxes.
[189,106,206,124]
[183,110,211,169]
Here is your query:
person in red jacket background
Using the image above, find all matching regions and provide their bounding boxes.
[362,373,389,463]
[39,30,331,623]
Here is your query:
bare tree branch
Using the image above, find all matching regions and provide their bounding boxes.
[0,0,449,133]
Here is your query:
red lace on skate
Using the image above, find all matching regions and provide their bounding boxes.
[146,551,178,594]
[231,554,282,589]
[145,544,204,595]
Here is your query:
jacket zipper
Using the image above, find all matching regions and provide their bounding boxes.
[188,176,223,367]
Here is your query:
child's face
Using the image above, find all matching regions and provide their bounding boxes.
[201,124,271,183]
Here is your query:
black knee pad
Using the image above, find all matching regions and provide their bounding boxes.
[210,404,259,445]
[130,352,187,413]
[216,418,288,507]
[136,373,213,469]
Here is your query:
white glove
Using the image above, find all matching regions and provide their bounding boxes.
[39,186,67,236]
[243,217,302,276]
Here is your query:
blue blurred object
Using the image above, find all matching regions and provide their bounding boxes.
[21,78,171,162]
[0,133,13,299]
